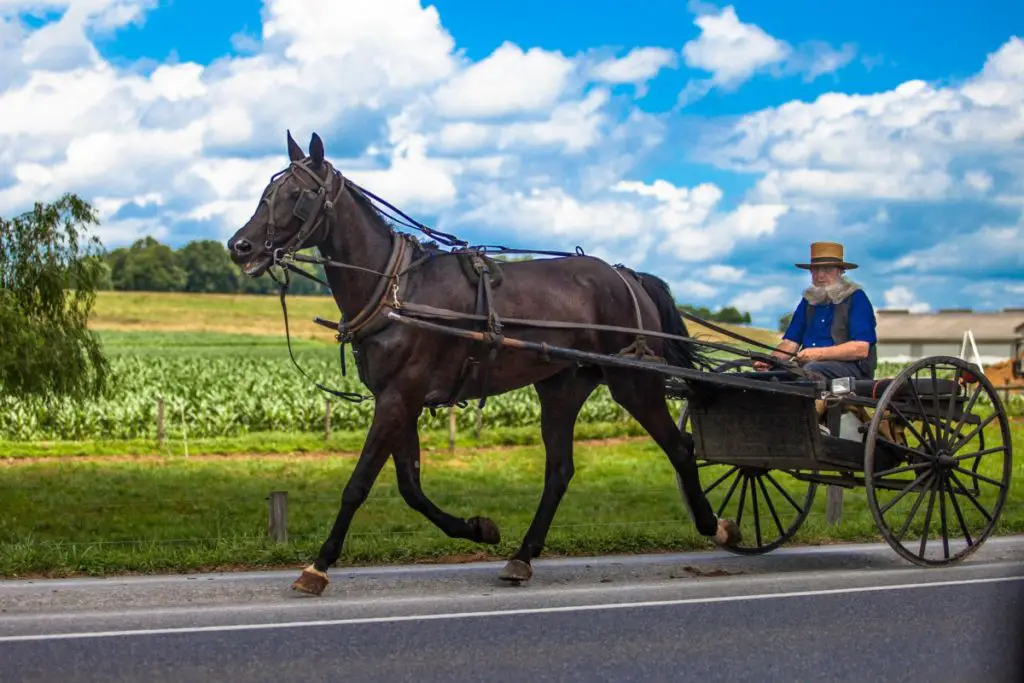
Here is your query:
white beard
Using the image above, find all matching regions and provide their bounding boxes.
[802,276,862,305]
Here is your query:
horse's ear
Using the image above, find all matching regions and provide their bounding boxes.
[287,129,304,162]
[309,132,324,168]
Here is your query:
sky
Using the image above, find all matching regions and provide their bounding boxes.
[1,0,1022,329]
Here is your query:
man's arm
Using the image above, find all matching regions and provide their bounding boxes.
[753,302,804,370]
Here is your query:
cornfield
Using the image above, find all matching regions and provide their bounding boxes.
[0,351,631,441]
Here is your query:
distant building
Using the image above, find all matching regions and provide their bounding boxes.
[875,308,1024,365]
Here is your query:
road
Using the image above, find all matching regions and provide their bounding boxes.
[2,537,1023,682]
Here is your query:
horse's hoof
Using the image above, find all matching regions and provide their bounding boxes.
[291,565,329,596]
[714,518,742,547]
[468,516,501,545]
[498,559,533,583]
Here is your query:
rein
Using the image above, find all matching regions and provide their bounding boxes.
[255,159,802,405]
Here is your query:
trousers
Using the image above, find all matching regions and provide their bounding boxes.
[803,360,872,381]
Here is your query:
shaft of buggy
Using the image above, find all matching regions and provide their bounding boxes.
[384,312,818,392]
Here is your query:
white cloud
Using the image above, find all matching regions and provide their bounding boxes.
[891,222,1024,274]
[677,4,857,105]
[729,285,791,313]
[589,46,677,95]
[706,37,1024,205]
[682,5,788,89]
[883,286,931,313]
[431,41,575,119]
[705,264,746,282]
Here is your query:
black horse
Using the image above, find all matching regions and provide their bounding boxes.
[227,131,741,596]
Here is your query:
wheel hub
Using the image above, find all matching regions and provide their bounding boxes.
[935,451,956,470]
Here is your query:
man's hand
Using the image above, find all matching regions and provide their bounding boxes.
[796,347,825,364]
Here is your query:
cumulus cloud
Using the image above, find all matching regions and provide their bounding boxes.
[677,4,857,106]
[589,46,678,90]
[883,286,931,313]
[704,37,1024,206]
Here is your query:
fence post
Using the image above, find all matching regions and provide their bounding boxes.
[156,397,165,447]
[324,398,332,441]
[268,490,288,543]
[826,486,843,526]
[474,403,483,440]
[448,406,457,452]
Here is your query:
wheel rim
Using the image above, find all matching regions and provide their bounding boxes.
[864,356,1013,566]
[676,358,818,554]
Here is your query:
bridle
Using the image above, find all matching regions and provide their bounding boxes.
[259,157,346,266]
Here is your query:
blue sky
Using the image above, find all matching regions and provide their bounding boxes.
[1,0,1022,328]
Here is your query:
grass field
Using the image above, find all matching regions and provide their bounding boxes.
[0,290,1019,578]
[89,290,784,346]
[1,425,1019,578]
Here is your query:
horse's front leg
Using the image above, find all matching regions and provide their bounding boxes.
[392,421,501,545]
[291,391,405,597]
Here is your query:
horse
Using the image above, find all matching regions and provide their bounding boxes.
[226,130,742,596]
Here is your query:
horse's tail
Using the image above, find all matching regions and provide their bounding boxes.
[636,272,715,371]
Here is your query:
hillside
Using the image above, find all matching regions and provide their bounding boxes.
[89,291,782,348]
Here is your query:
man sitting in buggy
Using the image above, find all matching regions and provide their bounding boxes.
[754,241,878,383]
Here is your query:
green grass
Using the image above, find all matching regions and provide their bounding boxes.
[1,423,1020,578]
[89,290,783,346]
[0,422,648,459]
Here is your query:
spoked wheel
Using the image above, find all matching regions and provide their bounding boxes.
[865,356,1013,566]
[675,358,818,554]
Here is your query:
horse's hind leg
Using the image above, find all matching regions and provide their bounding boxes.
[392,421,502,545]
[602,367,741,546]
[498,367,600,583]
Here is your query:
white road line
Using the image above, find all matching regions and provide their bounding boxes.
[1,574,1021,643]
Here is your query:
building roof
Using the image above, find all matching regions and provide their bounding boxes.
[876,308,1024,343]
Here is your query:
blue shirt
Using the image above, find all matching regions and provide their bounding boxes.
[783,289,877,349]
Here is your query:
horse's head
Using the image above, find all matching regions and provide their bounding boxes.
[228,130,342,278]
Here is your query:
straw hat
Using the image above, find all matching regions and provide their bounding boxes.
[795,241,858,270]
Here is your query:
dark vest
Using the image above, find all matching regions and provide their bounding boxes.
[804,294,877,378]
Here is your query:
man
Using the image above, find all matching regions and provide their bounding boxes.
[754,241,877,380]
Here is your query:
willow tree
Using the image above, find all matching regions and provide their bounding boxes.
[0,193,110,400]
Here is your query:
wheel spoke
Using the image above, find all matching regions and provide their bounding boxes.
[944,475,973,548]
[949,412,998,455]
[716,471,742,518]
[941,365,964,444]
[939,475,950,560]
[764,472,805,514]
[952,465,1005,490]
[907,372,940,450]
[756,476,786,538]
[948,472,995,523]
[750,477,763,548]
[917,477,940,558]
[735,475,749,528]
[879,468,933,516]
[887,402,932,452]
[929,364,945,444]
[874,461,932,478]
[954,445,1008,462]
[703,465,739,496]
[894,472,934,544]
[948,382,984,445]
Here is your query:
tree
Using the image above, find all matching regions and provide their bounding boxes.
[107,236,188,291]
[0,194,111,400]
[778,311,794,333]
[178,240,241,293]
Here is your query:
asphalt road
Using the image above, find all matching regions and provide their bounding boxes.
[2,537,1023,683]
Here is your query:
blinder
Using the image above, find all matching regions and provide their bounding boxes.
[293,188,322,223]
